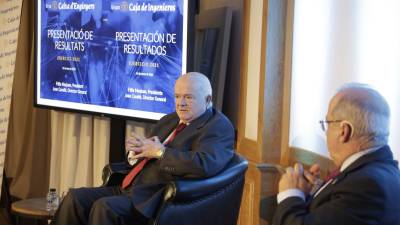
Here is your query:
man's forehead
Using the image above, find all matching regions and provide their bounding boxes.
[175,79,199,91]
[176,75,196,84]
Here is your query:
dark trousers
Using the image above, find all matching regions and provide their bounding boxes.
[50,186,148,225]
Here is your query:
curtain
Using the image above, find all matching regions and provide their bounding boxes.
[49,113,157,195]
[49,112,110,194]
[4,0,111,199]
[4,0,52,199]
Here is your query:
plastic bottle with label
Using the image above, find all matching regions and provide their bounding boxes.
[46,188,56,211]
[51,188,59,210]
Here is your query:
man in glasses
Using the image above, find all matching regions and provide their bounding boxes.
[274,83,400,225]
[51,72,235,225]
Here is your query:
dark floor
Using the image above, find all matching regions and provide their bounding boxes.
[0,209,12,225]
[0,211,47,225]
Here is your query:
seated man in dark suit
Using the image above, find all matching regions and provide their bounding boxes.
[274,83,400,225]
[51,72,235,225]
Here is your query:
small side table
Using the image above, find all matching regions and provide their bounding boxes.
[11,197,55,225]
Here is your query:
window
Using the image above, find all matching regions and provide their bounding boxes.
[289,0,400,159]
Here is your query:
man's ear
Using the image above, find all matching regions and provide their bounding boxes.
[205,95,212,105]
[339,121,353,143]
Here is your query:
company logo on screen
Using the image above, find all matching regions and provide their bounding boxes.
[110,1,176,13]
[45,1,95,11]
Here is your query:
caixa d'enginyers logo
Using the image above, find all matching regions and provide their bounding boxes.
[45,1,96,11]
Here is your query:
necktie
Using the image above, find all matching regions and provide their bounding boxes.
[121,123,187,189]
[164,123,187,145]
[325,168,341,182]
[312,168,341,197]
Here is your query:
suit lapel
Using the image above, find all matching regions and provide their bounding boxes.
[311,145,395,207]
[158,114,180,142]
[168,108,214,146]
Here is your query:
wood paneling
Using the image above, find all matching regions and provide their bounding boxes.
[237,1,266,223]
[237,0,294,224]
[280,0,295,166]
[237,0,265,162]
[238,162,259,225]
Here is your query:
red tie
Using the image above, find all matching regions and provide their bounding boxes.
[121,123,187,189]
[325,168,341,181]
[164,123,187,145]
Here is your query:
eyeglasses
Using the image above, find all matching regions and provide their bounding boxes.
[319,120,343,132]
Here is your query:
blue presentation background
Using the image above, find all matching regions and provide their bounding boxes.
[40,0,184,115]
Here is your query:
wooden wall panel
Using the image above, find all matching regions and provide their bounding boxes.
[237,0,265,163]
[238,162,259,225]
[238,178,255,225]
[237,0,293,224]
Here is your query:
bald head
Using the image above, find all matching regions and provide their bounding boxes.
[174,72,213,123]
[331,83,390,145]
[176,72,212,97]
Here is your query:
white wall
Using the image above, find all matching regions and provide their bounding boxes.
[289,0,400,159]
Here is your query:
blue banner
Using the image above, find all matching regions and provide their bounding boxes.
[37,0,187,120]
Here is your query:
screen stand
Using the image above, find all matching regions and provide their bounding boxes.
[109,118,126,163]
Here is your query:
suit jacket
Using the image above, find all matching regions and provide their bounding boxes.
[274,145,400,225]
[129,108,235,218]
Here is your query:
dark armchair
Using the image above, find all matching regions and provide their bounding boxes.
[102,153,248,225]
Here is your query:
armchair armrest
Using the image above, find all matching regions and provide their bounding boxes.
[164,154,248,201]
[102,162,130,186]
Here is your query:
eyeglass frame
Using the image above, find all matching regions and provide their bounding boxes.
[319,120,343,132]
[319,119,355,138]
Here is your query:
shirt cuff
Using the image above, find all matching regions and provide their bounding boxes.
[277,189,305,204]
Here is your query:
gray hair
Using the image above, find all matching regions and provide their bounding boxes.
[332,83,390,145]
[184,72,213,108]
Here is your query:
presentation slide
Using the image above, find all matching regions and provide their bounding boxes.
[36,0,188,120]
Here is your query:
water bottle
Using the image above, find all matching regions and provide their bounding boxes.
[51,188,59,210]
[46,188,55,211]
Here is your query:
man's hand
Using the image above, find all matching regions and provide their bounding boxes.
[125,132,147,152]
[303,164,321,186]
[278,163,321,195]
[129,136,165,159]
